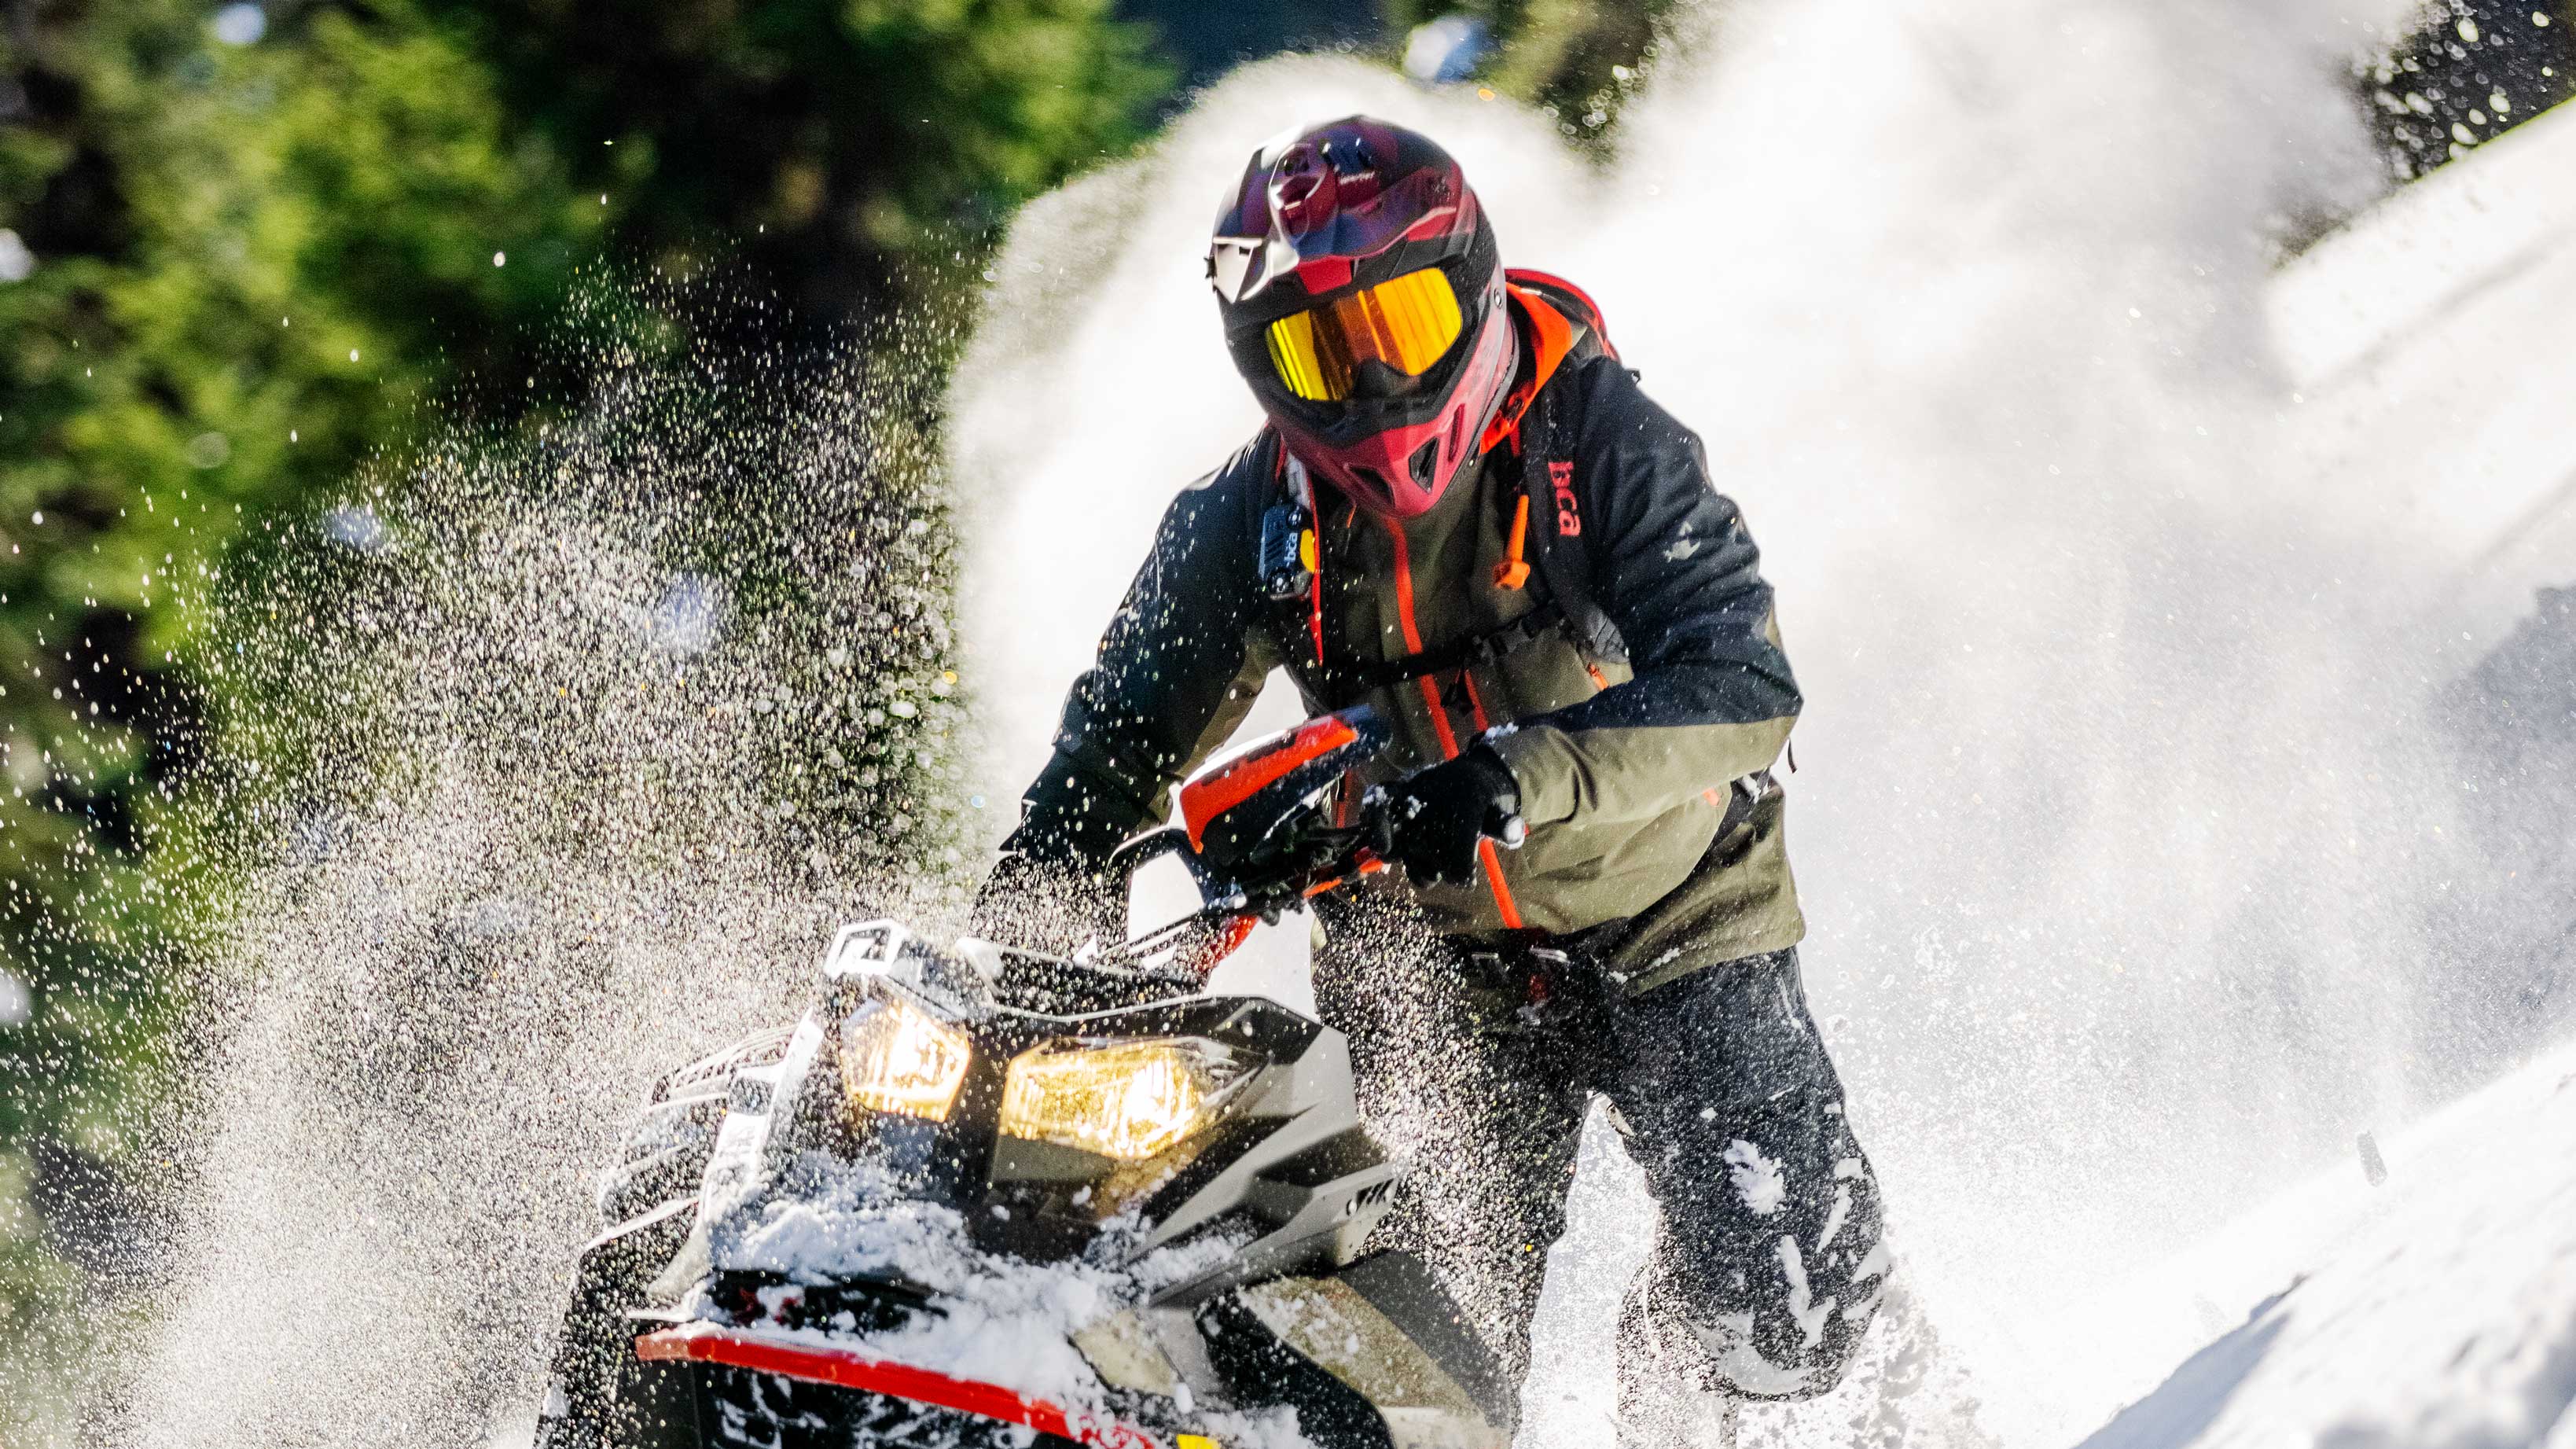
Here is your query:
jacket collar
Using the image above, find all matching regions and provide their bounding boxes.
[1479,285,1577,455]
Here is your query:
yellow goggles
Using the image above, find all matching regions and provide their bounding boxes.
[1264,267,1464,403]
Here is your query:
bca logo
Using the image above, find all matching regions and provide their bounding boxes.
[1549,460,1582,537]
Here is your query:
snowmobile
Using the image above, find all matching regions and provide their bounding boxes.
[536,706,1517,1449]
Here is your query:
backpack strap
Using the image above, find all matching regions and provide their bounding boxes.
[1501,268,1618,362]
[1495,285,1629,669]
[1245,429,1331,667]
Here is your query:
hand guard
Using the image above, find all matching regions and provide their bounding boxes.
[969,851,1124,957]
[1370,745,1526,888]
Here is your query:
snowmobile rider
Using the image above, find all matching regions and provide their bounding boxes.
[972,118,1888,1438]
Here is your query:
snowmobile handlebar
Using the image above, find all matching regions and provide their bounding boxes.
[1089,708,1395,977]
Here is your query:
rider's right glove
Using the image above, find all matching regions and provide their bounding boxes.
[1370,745,1526,888]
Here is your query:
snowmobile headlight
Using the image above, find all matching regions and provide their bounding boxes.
[840,995,972,1123]
[998,1038,1254,1162]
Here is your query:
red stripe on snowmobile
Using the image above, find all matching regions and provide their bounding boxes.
[634,1322,1164,1449]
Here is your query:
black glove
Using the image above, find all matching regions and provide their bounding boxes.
[969,850,1124,957]
[1371,745,1524,888]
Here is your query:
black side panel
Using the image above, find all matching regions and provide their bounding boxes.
[551,1201,698,1445]
[607,1359,706,1449]
[1196,1293,1395,1449]
[1337,1250,1514,1431]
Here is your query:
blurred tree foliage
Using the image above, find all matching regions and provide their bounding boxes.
[1377,0,1681,144]
[0,0,1163,1433]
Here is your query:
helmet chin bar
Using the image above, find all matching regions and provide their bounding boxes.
[1280,300,1517,520]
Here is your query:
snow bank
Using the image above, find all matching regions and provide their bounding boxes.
[2067,1038,2576,1449]
[2270,96,2576,635]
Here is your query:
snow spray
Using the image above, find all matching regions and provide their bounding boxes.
[947,1,2563,1443]
[103,289,977,1447]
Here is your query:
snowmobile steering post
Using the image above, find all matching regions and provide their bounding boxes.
[1088,708,1394,978]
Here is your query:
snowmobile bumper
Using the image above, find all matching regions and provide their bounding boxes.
[616,1321,1176,1449]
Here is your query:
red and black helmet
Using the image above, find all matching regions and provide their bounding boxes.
[1208,117,1513,520]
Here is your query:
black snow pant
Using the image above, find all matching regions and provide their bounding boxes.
[1310,900,1890,1432]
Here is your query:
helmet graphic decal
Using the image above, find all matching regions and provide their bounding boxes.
[1207,117,1513,519]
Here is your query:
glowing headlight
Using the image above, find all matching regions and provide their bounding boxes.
[998,1038,1253,1162]
[840,995,972,1123]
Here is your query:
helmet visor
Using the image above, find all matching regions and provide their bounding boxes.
[1263,267,1464,403]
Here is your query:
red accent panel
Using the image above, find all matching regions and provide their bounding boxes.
[1477,840,1523,929]
[633,1322,1163,1449]
[1399,203,1467,243]
[1309,509,1328,666]
[1380,513,1427,656]
[1457,672,1526,929]
[1179,714,1358,850]
[1192,912,1258,974]
[1292,256,1354,294]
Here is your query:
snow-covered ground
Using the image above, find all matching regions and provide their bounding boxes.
[2055,1039,2576,1449]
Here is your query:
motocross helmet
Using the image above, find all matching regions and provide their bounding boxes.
[1208,117,1513,520]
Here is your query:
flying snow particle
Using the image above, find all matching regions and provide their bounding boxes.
[186,432,233,469]
[493,252,507,268]
[349,349,361,362]
[0,965,29,1028]
[211,3,266,46]
[0,229,33,283]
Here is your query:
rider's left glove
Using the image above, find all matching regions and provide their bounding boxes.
[1372,745,1525,888]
